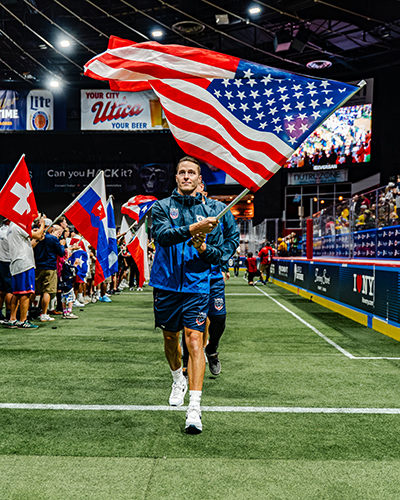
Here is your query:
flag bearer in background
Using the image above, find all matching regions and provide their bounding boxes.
[149,156,223,434]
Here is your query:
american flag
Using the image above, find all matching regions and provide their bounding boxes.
[85,37,360,192]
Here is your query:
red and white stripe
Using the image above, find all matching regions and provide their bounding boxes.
[84,37,292,191]
[151,79,292,191]
[84,37,238,90]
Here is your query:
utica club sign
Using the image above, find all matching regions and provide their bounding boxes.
[81,90,169,131]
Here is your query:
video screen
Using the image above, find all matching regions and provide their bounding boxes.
[285,103,372,168]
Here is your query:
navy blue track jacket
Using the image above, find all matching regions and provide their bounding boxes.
[149,189,223,294]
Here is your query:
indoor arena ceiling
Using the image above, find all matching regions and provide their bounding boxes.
[0,0,400,89]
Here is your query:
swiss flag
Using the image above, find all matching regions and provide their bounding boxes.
[0,155,38,235]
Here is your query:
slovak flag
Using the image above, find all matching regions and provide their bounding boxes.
[64,171,109,285]
[0,154,38,235]
[121,195,157,222]
[106,197,118,276]
[127,223,149,288]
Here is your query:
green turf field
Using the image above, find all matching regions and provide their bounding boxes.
[1,278,400,499]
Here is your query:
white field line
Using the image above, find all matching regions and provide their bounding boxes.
[253,283,400,361]
[1,403,400,414]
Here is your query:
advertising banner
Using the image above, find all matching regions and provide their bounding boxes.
[273,258,400,324]
[26,90,53,130]
[0,90,54,131]
[81,90,169,131]
[287,170,348,186]
[0,162,175,194]
[309,262,340,300]
[0,90,26,130]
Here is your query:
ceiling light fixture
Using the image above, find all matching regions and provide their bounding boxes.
[249,7,261,15]
[306,60,332,69]
[152,30,163,37]
[215,14,229,25]
[50,80,60,88]
[60,39,70,48]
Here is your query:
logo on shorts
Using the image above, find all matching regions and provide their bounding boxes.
[170,208,179,219]
[214,298,224,311]
[196,215,205,222]
[195,312,207,326]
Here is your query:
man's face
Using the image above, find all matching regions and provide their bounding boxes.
[176,161,201,196]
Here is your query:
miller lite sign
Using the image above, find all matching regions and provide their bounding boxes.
[26,90,53,130]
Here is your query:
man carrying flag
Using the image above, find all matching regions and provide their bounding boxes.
[149,156,223,434]
[84,38,363,433]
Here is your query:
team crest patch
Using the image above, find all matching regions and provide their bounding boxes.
[170,207,179,219]
[195,312,207,326]
[196,215,205,222]
[214,298,224,311]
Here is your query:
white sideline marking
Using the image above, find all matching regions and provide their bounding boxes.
[1,403,400,414]
[253,283,400,360]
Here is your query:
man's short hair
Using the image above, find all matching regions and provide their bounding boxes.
[176,156,201,174]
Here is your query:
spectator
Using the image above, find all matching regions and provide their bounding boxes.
[0,218,12,321]
[59,248,79,319]
[5,218,45,329]
[33,219,65,322]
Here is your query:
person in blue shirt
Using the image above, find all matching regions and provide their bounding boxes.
[149,156,223,434]
[33,220,65,322]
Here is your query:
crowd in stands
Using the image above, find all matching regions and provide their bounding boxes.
[321,177,400,236]
[0,215,152,329]
[285,105,371,169]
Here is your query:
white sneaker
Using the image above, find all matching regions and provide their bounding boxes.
[73,300,85,307]
[169,377,187,407]
[39,314,55,322]
[137,287,143,292]
[63,312,79,319]
[185,404,202,434]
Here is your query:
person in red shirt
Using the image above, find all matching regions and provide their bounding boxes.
[258,241,275,284]
[245,252,261,286]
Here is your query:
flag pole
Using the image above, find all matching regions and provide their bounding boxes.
[50,170,105,227]
[215,188,250,219]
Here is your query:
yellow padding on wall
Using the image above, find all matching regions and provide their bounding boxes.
[372,317,400,341]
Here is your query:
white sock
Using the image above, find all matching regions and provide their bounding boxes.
[77,293,84,301]
[50,297,57,310]
[189,390,202,406]
[171,367,183,383]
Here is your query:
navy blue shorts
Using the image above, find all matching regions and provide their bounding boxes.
[12,268,35,295]
[208,277,226,317]
[0,261,12,294]
[153,288,209,332]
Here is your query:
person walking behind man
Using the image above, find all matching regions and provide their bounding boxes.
[149,156,222,434]
[5,217,45,329]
